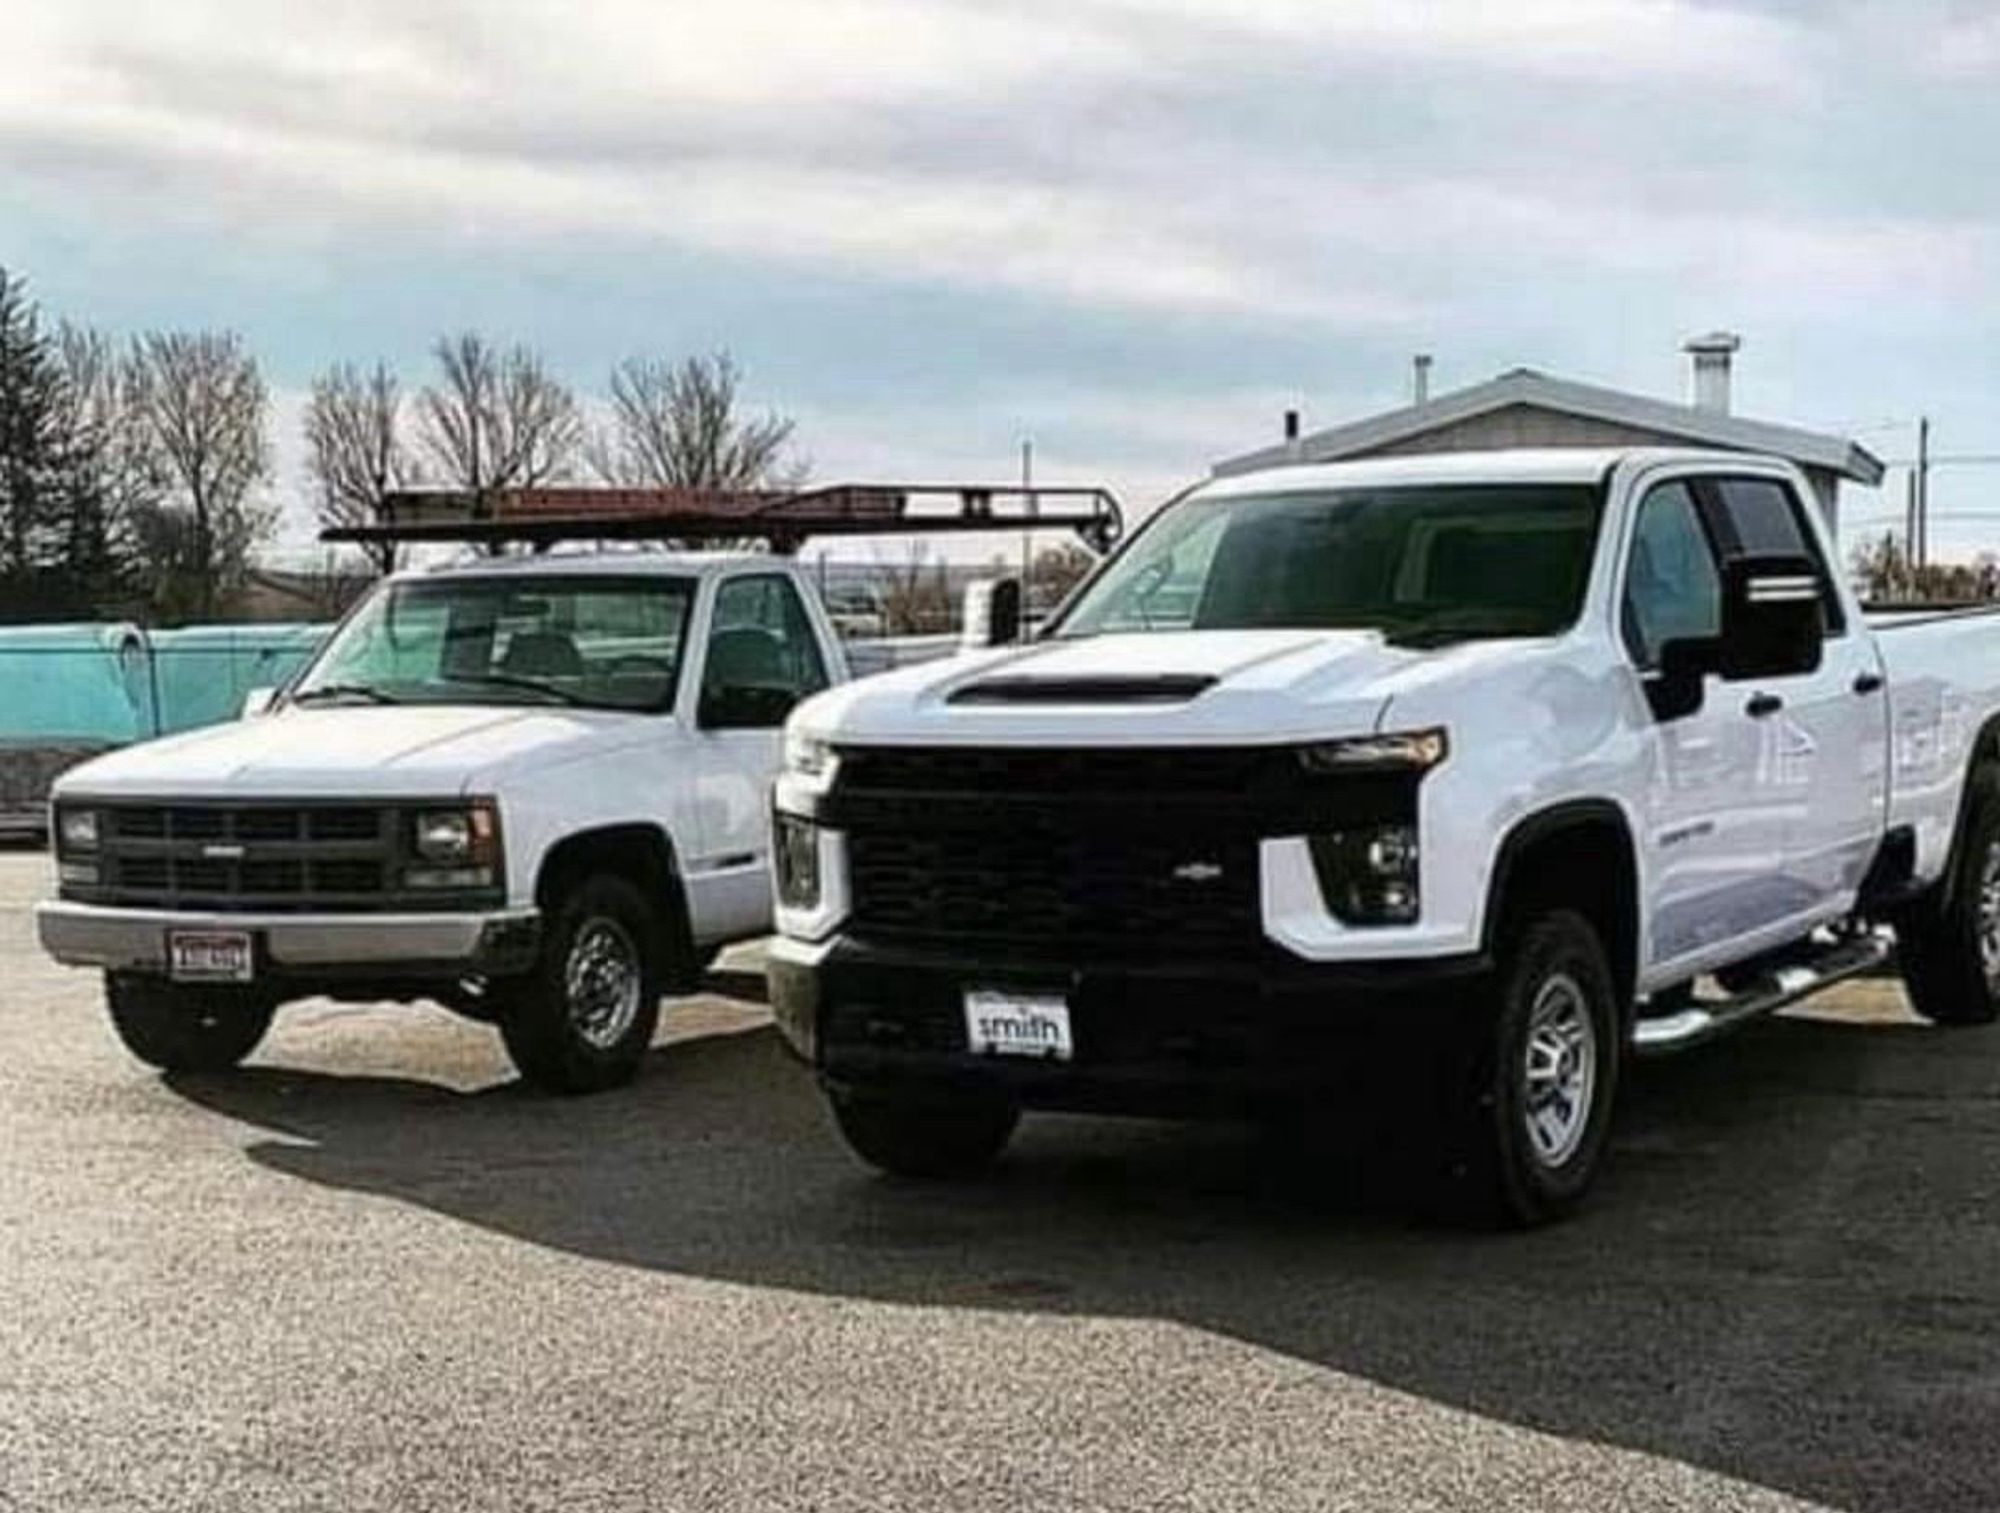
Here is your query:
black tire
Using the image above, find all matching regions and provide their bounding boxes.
[496,872,668,1094]
[1438,909,1622,1227]
[829,1092,1019,1179]
[1898,768,2000,1026]
[105,973,274,1073]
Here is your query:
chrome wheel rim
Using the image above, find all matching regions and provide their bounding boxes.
[1979,842,2000,984]
[565,916,642,1051]
[1522,971,1597,1169]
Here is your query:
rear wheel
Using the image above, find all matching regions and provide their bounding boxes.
[1438,909,1621,1227]
[1898,769,2000,1026]
[830,1092,1019,1178]
[105,974,274,1073]
[497,873,667,1093]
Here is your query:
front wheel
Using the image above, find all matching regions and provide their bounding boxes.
[830,1092,1019,1178]
[497,873,667,1093]
[105,974,275,1073]
[1439,909,1622,1227]
[1898,769,2000,1026]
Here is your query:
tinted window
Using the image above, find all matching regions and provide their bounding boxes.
[703,575,830,709]
[1712,477,1844,634]
[1622,482,1721,670]
[1056,484,1605,647]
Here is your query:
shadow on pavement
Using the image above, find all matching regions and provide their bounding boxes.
[170,1000,2000,1513]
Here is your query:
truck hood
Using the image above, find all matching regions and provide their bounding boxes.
[798,629,1535,746]
[54,704,655,799]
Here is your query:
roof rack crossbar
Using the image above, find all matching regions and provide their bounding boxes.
[321,483,1123,555]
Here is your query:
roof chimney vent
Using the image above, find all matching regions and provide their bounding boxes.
[1683,331,1741,415]
[1412,353,1433,406]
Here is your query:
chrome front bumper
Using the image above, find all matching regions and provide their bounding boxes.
[35,900,541,975]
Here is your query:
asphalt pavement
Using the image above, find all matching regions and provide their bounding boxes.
[3,844,1997,1512]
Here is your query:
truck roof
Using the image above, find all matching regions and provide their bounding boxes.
[1199,446,1785,498]
[393,550,788,584]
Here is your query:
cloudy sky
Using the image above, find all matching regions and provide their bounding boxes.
[5,0,2000,556]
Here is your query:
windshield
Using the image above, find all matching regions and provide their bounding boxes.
[1054,483,1605,647]
[291,574,696,713]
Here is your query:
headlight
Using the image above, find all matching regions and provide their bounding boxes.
[58,807,100,852]
[1309,823,1421,925]
[1297,728,1448,774]
[773,812,821,909]
[411,802,499,865]
[783,729,836,781]
[415,811,474,860]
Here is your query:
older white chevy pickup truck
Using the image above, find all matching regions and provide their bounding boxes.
[771,448,2000,1223]
[38,552,851,1091]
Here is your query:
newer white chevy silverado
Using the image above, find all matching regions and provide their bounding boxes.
[770,448,2000,1222]
[39,552,848,1091]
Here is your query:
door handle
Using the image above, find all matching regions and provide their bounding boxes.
[1745,693,1784,718]
[1853,671,1885,695]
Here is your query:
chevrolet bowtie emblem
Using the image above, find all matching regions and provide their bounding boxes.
[1172,861,1224,883]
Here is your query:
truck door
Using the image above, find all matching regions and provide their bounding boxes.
[688,572,833,940]
[1623,478,1797,972]
[1703,475,1889,922]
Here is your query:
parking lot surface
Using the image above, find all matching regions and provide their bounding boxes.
[3,846,1998,1512]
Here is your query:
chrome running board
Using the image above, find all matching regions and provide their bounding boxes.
[1631,934,1893,1056]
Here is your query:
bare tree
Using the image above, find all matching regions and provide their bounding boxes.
[587,351,801,492]
[305,361,411,574]
[875,540,953,635]
[51,323,161,612]
[128,330,273,620]
[417,333,581,507]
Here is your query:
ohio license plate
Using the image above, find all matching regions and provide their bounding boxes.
[963,989,1073,1061]
[168,929,254,984]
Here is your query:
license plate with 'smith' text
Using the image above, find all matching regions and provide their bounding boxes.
[168,929,254,983]
[964,989,1073,1061]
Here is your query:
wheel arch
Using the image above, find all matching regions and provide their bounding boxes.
[533,823,700,992]
[1483,799,1641,1008]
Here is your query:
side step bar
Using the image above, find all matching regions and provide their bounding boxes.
[1631,933,1893,1056]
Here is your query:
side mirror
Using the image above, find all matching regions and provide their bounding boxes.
[699,683,800,730]
[241,686,279,719]
[1719,553,1824,681]
[1648,637,1719,723]
[960,577,1023,652]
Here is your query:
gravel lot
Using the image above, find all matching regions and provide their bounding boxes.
[3,844,1998,1512]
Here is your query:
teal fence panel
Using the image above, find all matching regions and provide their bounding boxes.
[0,621,328,832]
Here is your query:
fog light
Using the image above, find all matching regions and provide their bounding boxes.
[58,860,100,887]
[773,812,821,910]
[1309,824,1420,925]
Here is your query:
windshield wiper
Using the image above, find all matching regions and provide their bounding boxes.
[448,673,598,708]
[292,683,400,705]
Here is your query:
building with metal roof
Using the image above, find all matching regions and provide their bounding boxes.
[1213,335,1884,533]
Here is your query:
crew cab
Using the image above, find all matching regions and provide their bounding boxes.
[769,448,2000,1223]
[38,553,847,1091]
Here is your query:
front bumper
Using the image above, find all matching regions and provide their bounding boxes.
[35,901,541,981]
[769,933,1490,1117]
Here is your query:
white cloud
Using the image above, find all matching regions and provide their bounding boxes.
[0,0,1843,324]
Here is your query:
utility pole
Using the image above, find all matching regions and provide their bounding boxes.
[1917,415,1932,572]
[1020,437,1034,603]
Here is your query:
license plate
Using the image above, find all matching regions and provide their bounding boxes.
[168,930,254,984]
[964,989,1073,1061]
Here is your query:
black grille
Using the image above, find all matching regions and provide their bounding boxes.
[848,826,1259,953]
[838,745,1274,799]
[87,802,406,911]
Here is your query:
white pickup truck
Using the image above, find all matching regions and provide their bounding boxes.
[771,447,2000,1223]
[38,552,853,1091]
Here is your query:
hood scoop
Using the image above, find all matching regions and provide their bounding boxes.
[947,673,1217,706]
